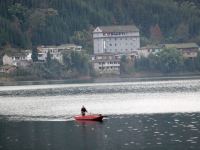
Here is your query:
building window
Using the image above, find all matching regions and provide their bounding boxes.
[187,52,191,55]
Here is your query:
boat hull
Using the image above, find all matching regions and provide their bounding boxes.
[74,114,103,121]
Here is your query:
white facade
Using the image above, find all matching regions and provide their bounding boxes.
[37,44,82,63]
[3,52,32,67]
[93,25,140,54]
[138,45,162,58]
[92,54,120,75]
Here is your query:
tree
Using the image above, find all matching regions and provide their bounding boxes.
[8,3,28,23]
[120,55,133,74]
[31,47,38,62]
[175,23,189,42]
[195,51,200,71]
[157,48,184,73]
[71,52,90,75]
[70,26,94,54]
[63,52,72,70]
[150,24,163,44]
[135,56,149,71]
[148,53,158,70]
[46,50,51,66]
[184,58,195,71]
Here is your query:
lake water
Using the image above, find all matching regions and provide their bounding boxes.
[0,79,200,149]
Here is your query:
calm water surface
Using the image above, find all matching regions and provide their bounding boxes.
[0,79,200,150]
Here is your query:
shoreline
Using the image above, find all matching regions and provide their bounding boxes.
[0,73,200,86]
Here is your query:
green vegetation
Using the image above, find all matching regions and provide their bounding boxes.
[5,51,93,80]
[120,55,134,75]
[1,0,200,50]
[46,51,51,67]
[63,51,92,76]
[1,0,200,80]
[135,48,200,74]
[31,47,38,62]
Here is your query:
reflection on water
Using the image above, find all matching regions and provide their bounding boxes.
[0,79,200,149]
[0,113,200,150]
[0,79,200,97]
[0,79,200,121]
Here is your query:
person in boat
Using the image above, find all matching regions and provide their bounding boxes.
[81,106,87,116]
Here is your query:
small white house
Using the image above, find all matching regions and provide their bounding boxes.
[0,65,16,73]
[3,51,32,67]
[138,45,162,57]
[37,44,82,63]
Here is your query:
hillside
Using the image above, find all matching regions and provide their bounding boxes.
[1,0,200,51]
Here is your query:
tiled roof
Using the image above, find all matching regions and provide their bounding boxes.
[5,52,27,57]
[38,44,80,49]
[92,59,120,63]
[163,43,199,49]
[98,25,139,32]
[142,45,162,49]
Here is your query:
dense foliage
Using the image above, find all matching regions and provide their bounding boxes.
[31,47,38,62]
[135,48,200,73]
[63,51,92,76]
[8,51,92,80]
[1,0,200,79]
[1,0,200,51]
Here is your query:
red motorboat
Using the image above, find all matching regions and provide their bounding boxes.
[74,114,104,121]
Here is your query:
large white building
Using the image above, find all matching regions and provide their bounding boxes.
[93,25,140,54]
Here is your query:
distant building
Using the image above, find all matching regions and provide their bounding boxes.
[0,65,16,73]
[93,25,140,54]
[163,43,199,58]
[91,52,138,75]
[138,45,162,57]
[37,44,82,63]
[91,53,120,75]
[3,51,32,67]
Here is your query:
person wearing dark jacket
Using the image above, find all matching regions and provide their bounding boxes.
[81,106,87,116]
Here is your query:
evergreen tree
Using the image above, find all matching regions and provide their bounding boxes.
[46,50,51,66]
[150,24,163,44]
[157,48,184,73]
[1,0,200,48]
[31,47,38,62]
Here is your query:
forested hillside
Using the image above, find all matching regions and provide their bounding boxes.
[1,0,200,50]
